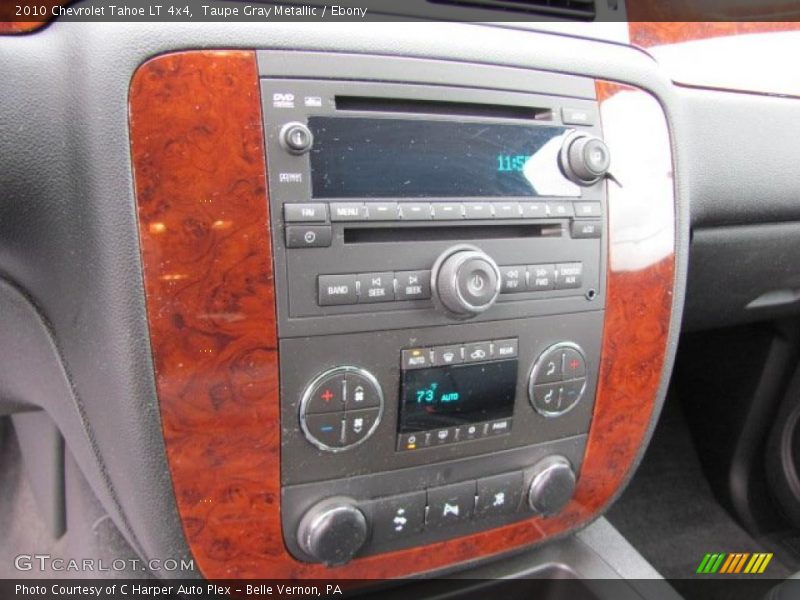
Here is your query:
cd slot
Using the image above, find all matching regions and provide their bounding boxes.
[334,96,552,121]
[343,224,561,244]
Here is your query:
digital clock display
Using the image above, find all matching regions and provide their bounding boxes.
[398,360,518,433]
[308,117,580,198]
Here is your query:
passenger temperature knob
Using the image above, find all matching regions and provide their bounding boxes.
[296,497,368,566]
[527,456,576,516]
[431,244,501,319]
[559,133,610,185]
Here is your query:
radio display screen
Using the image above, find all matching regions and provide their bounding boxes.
[308,117,580,198]
[398,360,518,433]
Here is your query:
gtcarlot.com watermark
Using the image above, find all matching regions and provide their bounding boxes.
[14,554,194,573]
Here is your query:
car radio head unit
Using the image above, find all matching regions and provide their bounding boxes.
[262,75,608,566]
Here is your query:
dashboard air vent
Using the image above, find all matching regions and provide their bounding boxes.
[428,0,596,20]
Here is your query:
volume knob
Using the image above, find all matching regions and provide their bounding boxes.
[559,133,610,185]
[297,497,368,566]
[431,244,501,319]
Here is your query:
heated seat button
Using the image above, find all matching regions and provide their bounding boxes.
[476,472,523,517]
[357,272,394,303]
[318,274,357,306]
[561,378,587,412]
[343,408,380,446]
[304,413,345,448]
[534,348,563,383]
[305,374,345,414]
[427,481,476,527]
[368,491,426,543]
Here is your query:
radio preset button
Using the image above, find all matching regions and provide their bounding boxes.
[306,374,346,414]
[432,203,464,220]
[318,274,357,306]
[574,202,602,218]
[500,265,526,293]
[464,202,494,220]
[520,202,547,219]
[357,272,394,303]
[399,203,432,220]
[284,203,328,223]
[493,338,518,359]
[330,202,368,221]
[476,472,524,517]
[464,341,492,363]
[427,481,476,527]
[528,264,556,291]
[366,202,399,221]
[402,348,431,370]
[546,201,574,218]
[494,202,521,219]
[570,220,602,239]
[286,225,332,248]
[555,263,583,289]
[395,270,431,301]
[431,345,463,366]
[344,408,380,445]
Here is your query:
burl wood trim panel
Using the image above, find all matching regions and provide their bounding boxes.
[131,52,675,579]
[629,21,800,49]
[0,1,66,34]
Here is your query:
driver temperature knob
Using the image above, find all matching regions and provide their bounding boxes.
[527,456,576,517]
[431,244,501,319]
[296,497,368,566]
[559,133,610,185]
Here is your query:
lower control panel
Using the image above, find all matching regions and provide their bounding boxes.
[284,436,586,565]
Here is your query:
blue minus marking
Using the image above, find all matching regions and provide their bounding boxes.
[320,426,335,432]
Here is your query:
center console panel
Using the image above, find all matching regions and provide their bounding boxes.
[130,48,677,580]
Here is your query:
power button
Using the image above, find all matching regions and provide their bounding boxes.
[280,122,314,154]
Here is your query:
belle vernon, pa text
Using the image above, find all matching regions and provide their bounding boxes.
[16,584,344,597]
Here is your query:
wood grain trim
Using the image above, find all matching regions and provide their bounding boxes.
[0,1,66,34]
[131,53,675,579]
[629,21,800,49]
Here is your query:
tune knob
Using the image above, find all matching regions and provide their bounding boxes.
[297,497,369,566]
[527,456,576,517]
[559,133,610,185]
[431,244,501,319]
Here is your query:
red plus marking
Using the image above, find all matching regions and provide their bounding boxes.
[569,359,581,370]
[320,389,334,402]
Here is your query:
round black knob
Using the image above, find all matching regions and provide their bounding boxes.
[280,122,314,154]
[431,244,501,319]
[527,456,576,516]
[560,133,610,185]
[297,497,368,566]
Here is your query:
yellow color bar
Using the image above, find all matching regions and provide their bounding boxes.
[759,554,773,574]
